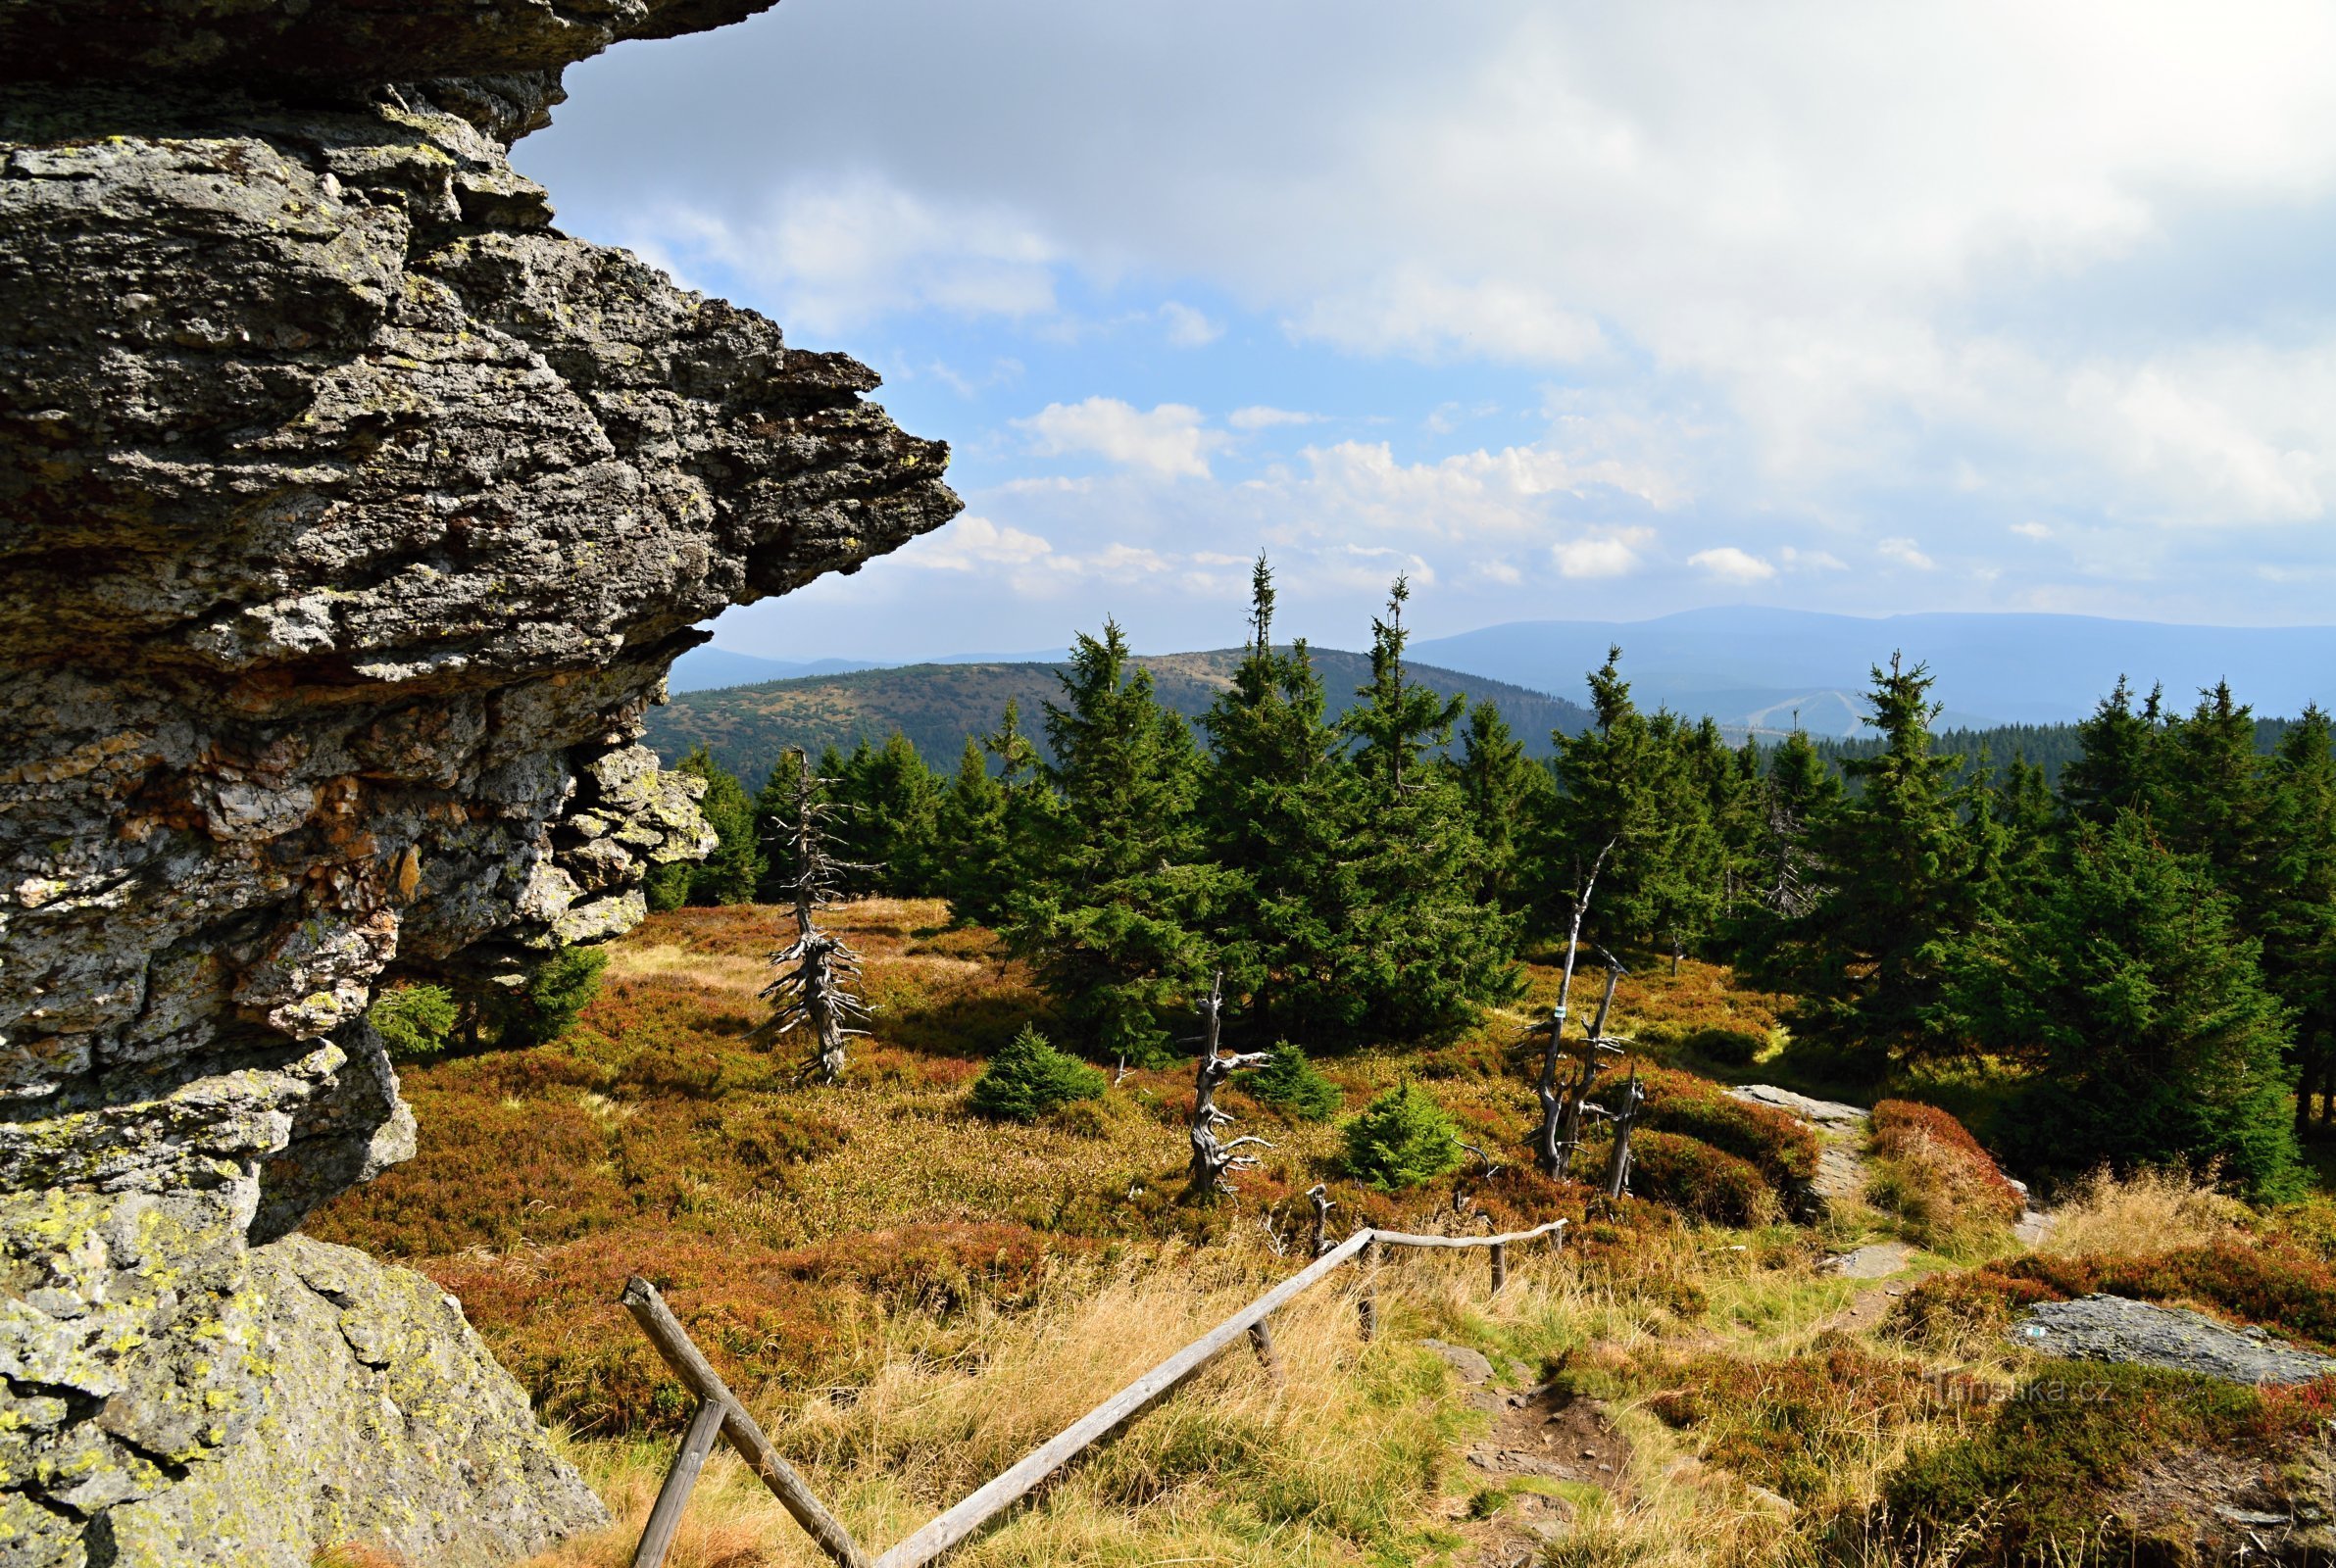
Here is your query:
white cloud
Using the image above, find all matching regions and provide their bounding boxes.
[1553,528,1652,578]
[900,514,1055,571]
[1228,406,1320,431]
[2012,521,2053,540]
[1688,546,1778,582]
[1016,397,1228,478]
[618,175,1060,335]
[1288,270,1605,367]
[533,1,2336,627]
[1878,536,1938,570]
[1779,546,1848,570]
[1159,301,1222,346]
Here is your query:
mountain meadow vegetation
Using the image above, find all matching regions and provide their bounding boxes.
[325,562,2336,1567]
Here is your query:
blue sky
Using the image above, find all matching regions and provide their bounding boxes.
[516,0,2336,661]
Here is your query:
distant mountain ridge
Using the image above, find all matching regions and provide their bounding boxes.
[1413,608,2336,736]
[646,648,1594,785]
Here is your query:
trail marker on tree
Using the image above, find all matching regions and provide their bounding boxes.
[760,748,874,1085]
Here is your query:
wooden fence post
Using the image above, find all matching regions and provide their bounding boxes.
[621,1278,871,1568]
[1247,1320,1283,1384]
[1489,1241,1508,1295]
[631,1396,726,1568]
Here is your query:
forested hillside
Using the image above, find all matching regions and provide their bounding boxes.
[646,645,1592,786]
[350,559,2336,1565]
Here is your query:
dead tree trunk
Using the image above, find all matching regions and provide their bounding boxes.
[1533,839,1614,1178]
[1598,1063,1645,1201]
[761,749,874,1085]
[1549,959,1627,1180]
[1184,972,1270,1200]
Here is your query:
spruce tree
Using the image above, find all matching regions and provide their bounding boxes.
[2261,708,2336,1129]
[933,735,1011,926]
[1751,726,1840,923]
[1773,656,1973,1064]
[1535,647,1721,959]
[752,749,821,904]
[651,744,762,907]
[1341,578,1517,1039]
[2060,676,2163,827]
[1005,621,1229,1064]
[1449,698,1551,913]
[1198,557,1362,1041]
[1946,814,2300,1200]
[829,731,943,896]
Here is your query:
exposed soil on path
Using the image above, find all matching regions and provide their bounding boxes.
[1429,1339,1634,1566]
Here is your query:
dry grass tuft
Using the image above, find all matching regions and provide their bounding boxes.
[2045,1164,2253,1258]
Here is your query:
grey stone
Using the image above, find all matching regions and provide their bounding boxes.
[1420,1339,1496,1384]
[1824,1242,1914,1280]
[2011,1294,2336,1386]
[0,4,961,1560]
[1725,1084,1870,1128]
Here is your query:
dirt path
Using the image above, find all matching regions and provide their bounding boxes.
[1423,1340,1634,1566]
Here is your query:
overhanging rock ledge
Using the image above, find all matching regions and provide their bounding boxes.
[0,4,961,1560]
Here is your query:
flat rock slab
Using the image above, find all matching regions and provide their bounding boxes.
[1727,1085,1869,1129]
[2013,1294,2336,1386]
[1421,1339,1495,1384]
[1825,1242,1914,1279]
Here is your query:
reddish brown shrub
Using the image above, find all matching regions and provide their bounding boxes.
[1627,1131,1775,1226]
[429,1228,857,1436]
[1636,1066,1819,1190]
[1870,1100,2025,1225]
[767,1222,1086,1311]
[1639,1338,1940,1502]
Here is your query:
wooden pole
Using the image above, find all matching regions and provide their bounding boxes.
[873,1229,1374,1568]
[1489,1242,1508,1294]
[621,1216,1570,1568]
[632,1396,726,1568]
[1247,1320,1283,1383]
[621,1279,871,1568]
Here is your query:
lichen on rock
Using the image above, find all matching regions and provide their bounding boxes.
[0,2,961,1560]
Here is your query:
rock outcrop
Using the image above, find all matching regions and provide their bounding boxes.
[0,3,960,1560]
[2013,1295,2336,1386]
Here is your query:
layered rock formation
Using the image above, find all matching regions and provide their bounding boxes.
[0,5,960,1560]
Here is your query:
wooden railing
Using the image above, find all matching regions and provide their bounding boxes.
[620,1215,1569,1568]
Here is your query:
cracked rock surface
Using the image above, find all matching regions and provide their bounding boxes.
[0,2,960,1560]
[2013,1295,2336,1386]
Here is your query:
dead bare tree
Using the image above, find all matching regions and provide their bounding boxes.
[1184,972,1270,1200]
[1597,1063,1645,1201]
[1532,839,1625,1178]
[759,749,873,1085]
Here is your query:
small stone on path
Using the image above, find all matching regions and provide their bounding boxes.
[1824,1242,1913,1279]
[1421,1339,1495,1384]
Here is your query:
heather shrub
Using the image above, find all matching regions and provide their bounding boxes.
[1678,1024,1765,1067]
[1342,1083,1465,1192]
[367,983,458,1060]
[1885,1360,2325,1563]
[969,1025,1108,1122]
[1627,1130,1775,1226]
[770,1222,1082,1312]
[1882,1269,2043,1351]
[1248,1041,1343,1122]
[1640,1339,1939,1503]
[1636,1067,1818,1190]
[1867,1099,2023,1250]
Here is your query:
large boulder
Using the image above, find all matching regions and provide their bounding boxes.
[0,5,961,1561]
